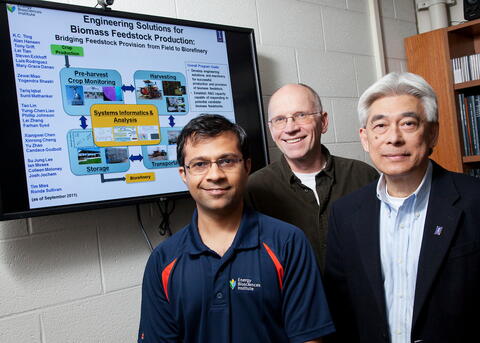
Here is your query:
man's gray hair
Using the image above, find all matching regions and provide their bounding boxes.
[357,72,437,128]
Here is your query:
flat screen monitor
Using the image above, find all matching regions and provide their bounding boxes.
[0,0,267,220]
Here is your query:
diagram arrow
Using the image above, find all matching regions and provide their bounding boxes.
[100,174,126,183]
[121,84,135,92]
[129,154,144,162]
[65,55,70,68]
[168,115,175,127]
[79,116,88,129]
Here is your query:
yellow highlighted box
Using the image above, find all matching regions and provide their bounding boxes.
[90,104,160,147]
[126,172,156,183]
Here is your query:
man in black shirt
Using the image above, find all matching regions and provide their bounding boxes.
[247,84,378,269]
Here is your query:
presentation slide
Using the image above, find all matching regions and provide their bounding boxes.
[6,4,235,209]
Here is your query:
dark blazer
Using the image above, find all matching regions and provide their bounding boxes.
[324,162,480,343]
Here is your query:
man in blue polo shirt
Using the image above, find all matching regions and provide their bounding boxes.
[138,114,335,342]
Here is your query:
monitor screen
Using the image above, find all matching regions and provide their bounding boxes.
[0,0,267,220]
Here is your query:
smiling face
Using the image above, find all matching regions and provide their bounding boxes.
[360,94,438,187]
[268,84,328,172]
[179,131,251,217]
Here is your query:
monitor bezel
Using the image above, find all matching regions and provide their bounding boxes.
[0,0,268,220]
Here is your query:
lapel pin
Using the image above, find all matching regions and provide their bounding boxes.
[434,226,443,236]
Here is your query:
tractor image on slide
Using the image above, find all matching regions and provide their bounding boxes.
[140,80,162,99]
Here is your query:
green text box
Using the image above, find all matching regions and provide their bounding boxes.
[50,45,84,56]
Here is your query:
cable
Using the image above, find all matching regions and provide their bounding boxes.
[157,198,175,237]
[136,199,176,251]
[136,204,153,252]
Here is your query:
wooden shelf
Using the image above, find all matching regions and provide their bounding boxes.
[454,79,480,90]
[463,155,480,163]
[405,21,480,174]
[447,18,480,34]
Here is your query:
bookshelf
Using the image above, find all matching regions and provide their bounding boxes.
[405,19,480,174]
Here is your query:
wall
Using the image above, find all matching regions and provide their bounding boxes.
[0,0,417,342]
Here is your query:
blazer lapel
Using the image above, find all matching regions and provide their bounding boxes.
[353,186,387,319]
[412,165,462,326]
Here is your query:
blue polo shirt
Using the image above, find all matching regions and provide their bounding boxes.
[138,207,335,343]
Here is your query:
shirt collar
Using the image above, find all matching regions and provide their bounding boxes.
[279,145,334,185]
[186,206,260,256]
[376,160,433,208]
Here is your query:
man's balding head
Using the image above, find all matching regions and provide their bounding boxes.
[267,83,328,172]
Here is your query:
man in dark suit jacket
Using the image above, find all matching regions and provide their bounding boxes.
[324,72,480,343]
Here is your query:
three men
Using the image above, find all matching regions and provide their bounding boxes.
[324,72,480,342]
[138,114,335,342]
[247,84,378,268]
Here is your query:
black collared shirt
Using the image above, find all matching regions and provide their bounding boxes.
[246,146,378,270]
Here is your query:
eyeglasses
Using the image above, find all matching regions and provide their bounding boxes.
[268,111,321,129]
[184,157,244,175]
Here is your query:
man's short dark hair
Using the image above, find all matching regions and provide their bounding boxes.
[176,114,250,166]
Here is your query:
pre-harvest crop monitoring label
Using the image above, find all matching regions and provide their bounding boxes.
[6,4,234,208]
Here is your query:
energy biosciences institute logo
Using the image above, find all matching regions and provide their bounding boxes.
[8,5,42,16]
[230,278,261,292]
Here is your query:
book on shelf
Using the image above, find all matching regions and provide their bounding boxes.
[468,96,478,155]
[456,93,480,156]
[474,96,480,155]
[451,53,480,84]
[458,93,469,155]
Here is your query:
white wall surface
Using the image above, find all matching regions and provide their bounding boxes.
[0,0,417,342]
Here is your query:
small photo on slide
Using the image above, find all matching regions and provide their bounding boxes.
[138,125,160,140]
[94,127,113,142]
[162,81,185,96]
[136,79,163,100]
[166,96,186,112]
[167,130,180,145]
[65,85,84,106]
[77,147,101,164]
[102,86,123,101]
[105,147,129,164]
[84,85,103,100]
[147,145,168,161]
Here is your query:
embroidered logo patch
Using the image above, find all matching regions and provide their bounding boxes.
[230,278,261,291]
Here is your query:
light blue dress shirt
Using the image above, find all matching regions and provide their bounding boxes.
[376,162,432,343]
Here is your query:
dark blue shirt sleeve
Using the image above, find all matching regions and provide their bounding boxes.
[282,230,336,343]
[138,251,179,343]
